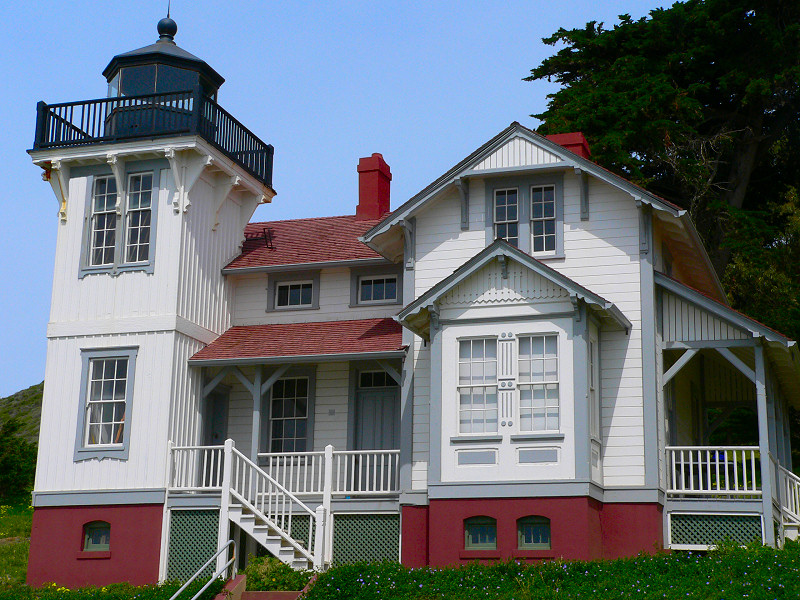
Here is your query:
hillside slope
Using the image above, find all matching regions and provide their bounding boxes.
[0,382,43,446]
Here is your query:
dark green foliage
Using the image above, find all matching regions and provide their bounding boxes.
[304,542,800,599]
[0,419,37,503]
[243,555,313,591]
[525,0,800,301]
[0,579,224,600]
[0,382,43,446]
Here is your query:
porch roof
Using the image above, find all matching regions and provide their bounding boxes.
[189,318,405,366]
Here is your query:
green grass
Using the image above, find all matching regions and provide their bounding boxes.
[0,502,33,587]
[304,541,800,599]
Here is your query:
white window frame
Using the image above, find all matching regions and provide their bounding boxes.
[357,274,399,304]
[268,376,311,453]
[124,172,153,264]
[274,280,315,309]
[89,175,118,267]
[530,184,557,255]
[79,162,160,278]
[493,188,519,247]
[266,271,321,312]
[74,347,137,461]
[517,334,560,433]
[457,337,499,435]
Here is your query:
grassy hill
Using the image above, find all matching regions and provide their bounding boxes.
[0,382,43,446]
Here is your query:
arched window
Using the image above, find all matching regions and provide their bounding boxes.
[517,516,550,550]
[464,516,497,550]
[83,521,111,551]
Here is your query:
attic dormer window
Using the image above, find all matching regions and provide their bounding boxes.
[493,188,519,247]
[531,185,557,253]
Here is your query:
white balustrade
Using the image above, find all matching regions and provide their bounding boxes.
[778,464,800,523]
[169,445,225,490]
[257,451,326,495]
[666,446,761,497]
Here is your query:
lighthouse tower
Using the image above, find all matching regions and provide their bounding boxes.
[27,17,274,587]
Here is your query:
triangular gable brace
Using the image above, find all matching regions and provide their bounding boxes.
[398,239,631,341]
[362,122,684,246]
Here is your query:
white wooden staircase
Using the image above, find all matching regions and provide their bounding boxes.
[778,464,800,541]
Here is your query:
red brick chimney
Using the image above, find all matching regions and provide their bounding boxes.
[545,132,591,159]
[356,153,391,220]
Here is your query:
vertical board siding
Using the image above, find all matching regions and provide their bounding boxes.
[661,290,748,342]
[168,333,205,448]
[471,137,562,171]
[232,268,400,326]
[35,332,176,492]
[412,339,430,490]
[704,351,755,406]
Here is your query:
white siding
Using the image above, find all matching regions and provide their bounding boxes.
[232,268,399,325]
[661,290,748,342]
[168,333,205,447]
[411,339,430,490]
[35,331,176,492]
[471,137,562,171]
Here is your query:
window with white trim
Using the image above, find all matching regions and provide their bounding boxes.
[493,188,519,247]
[358,275,398,304]
[275,281,314,308]
[124,173,153,263]
[84,357,129,446]
[518,335,559,432]
[458,338,498,434]
[530,185,557,253]
[90,176,118,266]
[270,377,309,452]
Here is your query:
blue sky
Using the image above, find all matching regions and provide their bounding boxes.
[0,0,664,397]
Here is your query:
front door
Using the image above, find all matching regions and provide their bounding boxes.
[355,388,400,450]
[205,391,229,446]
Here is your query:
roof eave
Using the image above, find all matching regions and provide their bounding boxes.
[189,349,407,368]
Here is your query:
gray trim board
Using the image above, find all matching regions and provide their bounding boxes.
[74,346,138,461]
[664,498,763,513]
[640,205,659,489]
[509,433,566,442]
[428,322,444,485]
[33,488,165,507]
[167,494,222,509]
[266,270,321,312]
[450,435,503,444]
[572,302,591,481]
[189,350,407,368]
[223,257,389,275]
[428,481,665,503]
[399,491,428,506]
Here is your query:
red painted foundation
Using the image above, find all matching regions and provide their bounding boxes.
[402,498,662,566]
[27,504,164,588]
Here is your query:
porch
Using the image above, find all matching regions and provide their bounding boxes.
[657,273,800,549]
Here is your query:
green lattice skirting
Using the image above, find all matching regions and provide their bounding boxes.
[670,513,762,547]
[167,509,220,582]
[332,513,400,565]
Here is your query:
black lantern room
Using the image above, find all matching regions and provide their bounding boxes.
[102,17,225,101]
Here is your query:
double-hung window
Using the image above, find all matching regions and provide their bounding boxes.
[493,188,519,247]
[84,170,156,275]
[270,377,309,452]
[75,347,137,461]
[518,335,559,432]
[530,185,557,253]
[458,339,498,434]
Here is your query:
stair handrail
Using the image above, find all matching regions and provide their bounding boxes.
[168,539,236,600]
[228,444,318,564]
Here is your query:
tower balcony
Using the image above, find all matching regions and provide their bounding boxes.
[32,86,273,188]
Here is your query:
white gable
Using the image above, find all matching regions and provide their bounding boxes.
[438,257,570,307]
[471,136,562,171]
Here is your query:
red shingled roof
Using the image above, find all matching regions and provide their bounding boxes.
[190,318,404,363]
[225,215,385,271]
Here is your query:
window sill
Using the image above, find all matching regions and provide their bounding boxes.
[450,435,502,445]
[532,253,565,262]
[509,433,564,442]
[266,305,320,312]
[459,550,501,560]
[74,447,128,462]
[511,549,555,560]
[348,301,402,308]
[79,263,154,279]
[76,551,111,560]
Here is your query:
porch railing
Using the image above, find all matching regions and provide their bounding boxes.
[778,464,800,524]
[169,443,225,491]
[257,446,401,497]
[666,446,761,497]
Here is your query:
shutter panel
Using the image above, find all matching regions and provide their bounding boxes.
[498,332,516,426]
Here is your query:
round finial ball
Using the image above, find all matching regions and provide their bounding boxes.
[157,17,178,38]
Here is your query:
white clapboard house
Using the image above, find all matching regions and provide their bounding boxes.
[26,18,800,588]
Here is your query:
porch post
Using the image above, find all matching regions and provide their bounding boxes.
[217,438,234,572]
[322,444,334,564]
[755,344,776,546]
[250,367,263,462]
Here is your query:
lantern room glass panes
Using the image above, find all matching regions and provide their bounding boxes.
[494,188,519,247]
[531,185,557,253]
[125,173,153,263]
[518,335,560,431]
[85,357,128,446]
[90,176,118,266]
[458,339,498,434]
[270,378,309,452]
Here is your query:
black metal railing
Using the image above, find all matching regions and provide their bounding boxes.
[33,87,273,188]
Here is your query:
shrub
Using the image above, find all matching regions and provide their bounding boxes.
[0,579,224,600]
[243,555,313,591]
